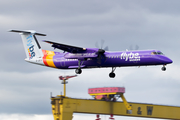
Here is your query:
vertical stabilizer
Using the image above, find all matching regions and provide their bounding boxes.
[9,30,46,59]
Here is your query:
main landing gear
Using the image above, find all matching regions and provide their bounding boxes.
[161,65,166,71]
[109,67,116,78]
[75,68,82,74]
[75,60,84,74]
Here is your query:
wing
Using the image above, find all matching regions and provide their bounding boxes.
[43,40,86,53]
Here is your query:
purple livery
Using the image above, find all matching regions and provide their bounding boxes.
[10,30,173,78]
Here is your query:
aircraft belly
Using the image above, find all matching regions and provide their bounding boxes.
[64,61,79,69]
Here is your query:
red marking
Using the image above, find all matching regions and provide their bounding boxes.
[96,114,101,120]
[29,52,31,57]
[59,75,77,80]
[109,114,114,120]
[42,50,49,66]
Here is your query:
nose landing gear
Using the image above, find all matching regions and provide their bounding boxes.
[161,65,166,71]
[109,67,116,78]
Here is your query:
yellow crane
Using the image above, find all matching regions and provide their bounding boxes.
[51,95,180,120]
[51,76,180,120]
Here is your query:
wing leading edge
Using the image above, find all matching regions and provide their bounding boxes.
[43,40,86,53]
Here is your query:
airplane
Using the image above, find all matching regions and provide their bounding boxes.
[9,30,173,78]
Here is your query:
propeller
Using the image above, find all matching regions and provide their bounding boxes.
[95,40,109,64]
[95,40,109,51]
[129,45,139,50]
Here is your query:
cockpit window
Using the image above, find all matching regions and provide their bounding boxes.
[157,52,164,55]
[151,52,156,55]
[151,52,164,55]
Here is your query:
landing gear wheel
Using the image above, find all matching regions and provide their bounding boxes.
[161,66,166,71]
[109,72,115,78]
[75,68,82,74]
[109,67,116,78]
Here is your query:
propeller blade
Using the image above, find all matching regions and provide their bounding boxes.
[129,45,139,50]
[135,45,139,50]
[129,45,133,50]
[95,41,100,49]
[104,46,109,51]
[101,39,105,49]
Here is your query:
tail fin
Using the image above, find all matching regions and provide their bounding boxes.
[9,30,46,59]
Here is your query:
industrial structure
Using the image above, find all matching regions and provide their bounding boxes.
[50,76,180,120]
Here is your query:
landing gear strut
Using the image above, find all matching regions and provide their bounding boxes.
[75,60,84,74]
[109,67,116,78]
[161,65,166,71]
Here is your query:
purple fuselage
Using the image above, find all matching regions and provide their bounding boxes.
[45,49,172,69]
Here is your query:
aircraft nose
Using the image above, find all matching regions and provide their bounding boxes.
[155,55,173,64]
[163,57,173,64]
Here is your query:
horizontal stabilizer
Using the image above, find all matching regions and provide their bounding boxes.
[9,30,46,36]
[9,29,44,59]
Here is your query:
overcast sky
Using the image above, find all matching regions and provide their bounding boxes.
[0,0,180,120]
